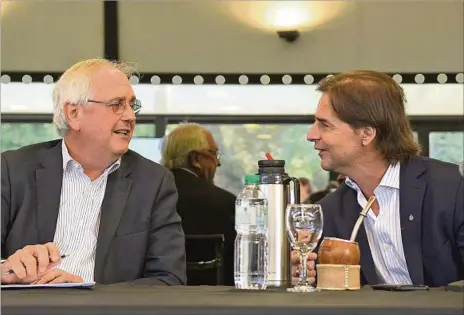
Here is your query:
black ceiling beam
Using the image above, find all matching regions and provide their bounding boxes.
[1,72,463,84]
[104,1,119,61]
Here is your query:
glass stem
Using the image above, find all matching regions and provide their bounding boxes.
[298,252,309,286]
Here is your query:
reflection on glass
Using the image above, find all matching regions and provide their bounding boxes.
[166,124,329,195]
[429,132,464,165]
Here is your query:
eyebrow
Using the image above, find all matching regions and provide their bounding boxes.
[109,95,136,102]
[315,116,332,125]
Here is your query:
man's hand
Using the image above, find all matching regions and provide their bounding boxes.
[291,250,317,285]
[34,269,83,284]
[1,242,62,284]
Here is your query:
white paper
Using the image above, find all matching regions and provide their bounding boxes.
[1,282,95,289]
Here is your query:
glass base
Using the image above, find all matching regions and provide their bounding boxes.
[286,285,318,293]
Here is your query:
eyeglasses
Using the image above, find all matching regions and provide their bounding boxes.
[88,98,142,115]
[208,149,221,161]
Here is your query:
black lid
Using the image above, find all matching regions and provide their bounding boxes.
[258,160,285,168]
[257,160,286,174]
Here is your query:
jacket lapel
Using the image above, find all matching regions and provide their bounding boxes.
[399,157,426,285]
[36,142,64,244]
[94,160,132,282]
[342,189,379,285]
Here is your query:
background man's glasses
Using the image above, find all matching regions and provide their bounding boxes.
[88,98,142,115]
[208,149,221,161]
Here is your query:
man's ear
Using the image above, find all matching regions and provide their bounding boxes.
[188,151,202,169]
[64,102,81,131]
[361,126,377,146]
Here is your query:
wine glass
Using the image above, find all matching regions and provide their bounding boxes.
[286,204,323,292]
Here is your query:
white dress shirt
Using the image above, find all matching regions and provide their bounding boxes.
[345,163,413,285]
[52,141,120,282]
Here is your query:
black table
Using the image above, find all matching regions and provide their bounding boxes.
[2,284,463,315]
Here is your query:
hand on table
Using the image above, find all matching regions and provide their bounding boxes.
[1,242,62,284]
[291,250,317,285]
[34,269,83,284]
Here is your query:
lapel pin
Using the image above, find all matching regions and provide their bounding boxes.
[409,215,414,221]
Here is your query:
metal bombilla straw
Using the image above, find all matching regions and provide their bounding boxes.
[350,196,376,242]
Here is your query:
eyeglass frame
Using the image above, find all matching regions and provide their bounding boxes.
[87,98,142,115]
[208,149,221,162]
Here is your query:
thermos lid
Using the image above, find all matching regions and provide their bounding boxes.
[257,160,286,174]
[244,174,260,185]
[258,160,285,168]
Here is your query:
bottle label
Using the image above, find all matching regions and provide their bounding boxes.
[236,205,257,226]
[236,204,268,230]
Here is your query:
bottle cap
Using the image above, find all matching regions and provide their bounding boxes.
[244,174,260,185]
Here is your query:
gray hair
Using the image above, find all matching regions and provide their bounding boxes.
[52,59,136,137]
[161,123,211,169]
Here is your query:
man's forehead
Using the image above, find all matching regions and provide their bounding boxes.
[91,67,134,98]
[315,95,334,117]
[93,67,128,83]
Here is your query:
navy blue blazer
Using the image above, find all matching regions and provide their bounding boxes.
[318,156,464,287]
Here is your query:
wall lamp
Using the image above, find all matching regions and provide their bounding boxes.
[277,30,300,43]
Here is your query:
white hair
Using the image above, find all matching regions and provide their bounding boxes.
[52,59,136,137]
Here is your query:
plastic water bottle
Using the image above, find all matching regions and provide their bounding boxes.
[234,174,268,290]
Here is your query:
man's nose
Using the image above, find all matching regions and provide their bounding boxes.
[121,105,136,122]
[306,124,319,142]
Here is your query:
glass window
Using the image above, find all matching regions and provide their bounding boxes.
[1,123,59,152]
[413,131,418,144]
[166,123,329,195]
[429,132,464,165]
[1,123,156,152]
[2,83,463,116]
[129,124,160,163]
[133,124,155,137]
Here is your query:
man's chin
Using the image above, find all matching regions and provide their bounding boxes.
[113,145,129,156]
[320,159,334,172]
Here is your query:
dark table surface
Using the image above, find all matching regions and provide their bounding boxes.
[1,284,463,315]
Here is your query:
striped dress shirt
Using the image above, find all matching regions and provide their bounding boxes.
[52,141,120,282]
[345,163,413,285]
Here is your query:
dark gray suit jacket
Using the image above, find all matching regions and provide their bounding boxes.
[319,156,464,287]
[1,139,186,285]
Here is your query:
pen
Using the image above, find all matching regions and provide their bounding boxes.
[2,254,68,276]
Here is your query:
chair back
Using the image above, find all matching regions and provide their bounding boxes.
[185,234,225,285]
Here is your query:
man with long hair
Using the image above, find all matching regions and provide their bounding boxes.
[296,70,463,287]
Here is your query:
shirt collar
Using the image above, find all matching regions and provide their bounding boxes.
[178,168,198,177]
[345,162,400,192]
[61,140,121,174]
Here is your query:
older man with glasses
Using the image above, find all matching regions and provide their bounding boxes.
[162,123,236,286]
[1,59,186,286]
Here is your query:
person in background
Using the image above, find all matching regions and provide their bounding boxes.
[304,180,339,204]
[298,177,313,203]
[296,70,463,287]
[161,123,236,286]
[1,59,186,285]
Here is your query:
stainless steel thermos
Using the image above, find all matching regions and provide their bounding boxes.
[257,159,300,288]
